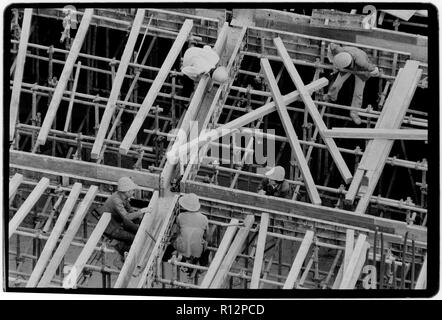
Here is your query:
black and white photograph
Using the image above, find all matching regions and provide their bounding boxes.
[2,2,438,299]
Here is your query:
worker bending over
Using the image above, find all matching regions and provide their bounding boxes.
[258,166,291,199]
[163,193,210,272]
[97,177,145,266]
[324,43,379,125]
[181,44,229,84]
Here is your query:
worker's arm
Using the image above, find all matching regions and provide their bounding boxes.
[257,178,269,195]
[352,50,377,74]
[113,197,139,233]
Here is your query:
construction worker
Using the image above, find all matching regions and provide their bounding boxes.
[181,44,229,84]
[257,166,291,199]
[162,193,210,271]
[324,43,380,125]
[97,177,145,266]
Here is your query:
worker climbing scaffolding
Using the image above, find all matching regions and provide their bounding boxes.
[324,43,380,124]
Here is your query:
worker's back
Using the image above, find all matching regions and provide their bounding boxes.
[182,46,219,80]
[175,211,208,258]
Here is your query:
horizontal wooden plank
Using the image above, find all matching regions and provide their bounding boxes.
[10,150,159,190]
[183,180,426,242]
[324,128,427,140]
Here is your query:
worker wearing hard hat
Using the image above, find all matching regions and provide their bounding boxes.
[162,193,211,272]
[97,177,146,265]
[181,44,229,83]
[324,43,380,125]
[257,166,291,199]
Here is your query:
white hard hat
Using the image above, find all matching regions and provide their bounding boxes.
[212,66,229,83]
[333,52,352,69]
[265,166,285,182]
[179,193,201,212]
[117,177,138,192]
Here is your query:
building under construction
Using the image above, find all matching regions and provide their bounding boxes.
[6,6,434,292]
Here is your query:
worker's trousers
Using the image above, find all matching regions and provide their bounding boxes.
[328,72,366,110]
[106,228,135,256]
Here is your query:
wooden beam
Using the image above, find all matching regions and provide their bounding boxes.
[63,212,111,288]
[26,183,82,287]
[63,61,82,132]
[344,229,355,276]
[209,215,255,288]
[10,150,159,190]
[200,218,240,288]
[135,195,180,288]
[273,37,352,184]
[261,58,321,205]
[344,61,422,212]
[119,19,193,155]
[170,78,328,161]
[114,191,159,288]
[9,173,24,202]
[91,9,146,159]
[162,22,229,186]
[9,177,49,238]
[283,230,314,289]
[250,213,269,289]
[36,9,93,145]
[323,128,427,140]
[415,254,427,289]
[37,185,98,287]
[10,8,32,141]
[339,233,369,289]
[183,180,427,243]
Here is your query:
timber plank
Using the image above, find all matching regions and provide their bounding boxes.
[119,19,193,155]
[63,212,111,288]
[250,213,269,289]
[27,183,82,287]
[91,9,146,159]
[9,173,24,202]
[273,37,352,183]
[37,185,98,287]
[209,215,255,288]
[261,57,321,205]
[200,218,240,288]
[283,230,314,289]
[37,9,94,145]
[10,8,33,141]
[9,177,50,238]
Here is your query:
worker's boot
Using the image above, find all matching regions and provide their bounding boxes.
[350,111,362,125]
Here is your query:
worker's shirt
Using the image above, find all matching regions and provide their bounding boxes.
[181,46,219,80]
[98,191,139,235]
[329,44,377,81]
[174,211,209,258]
[257,178,291,199]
